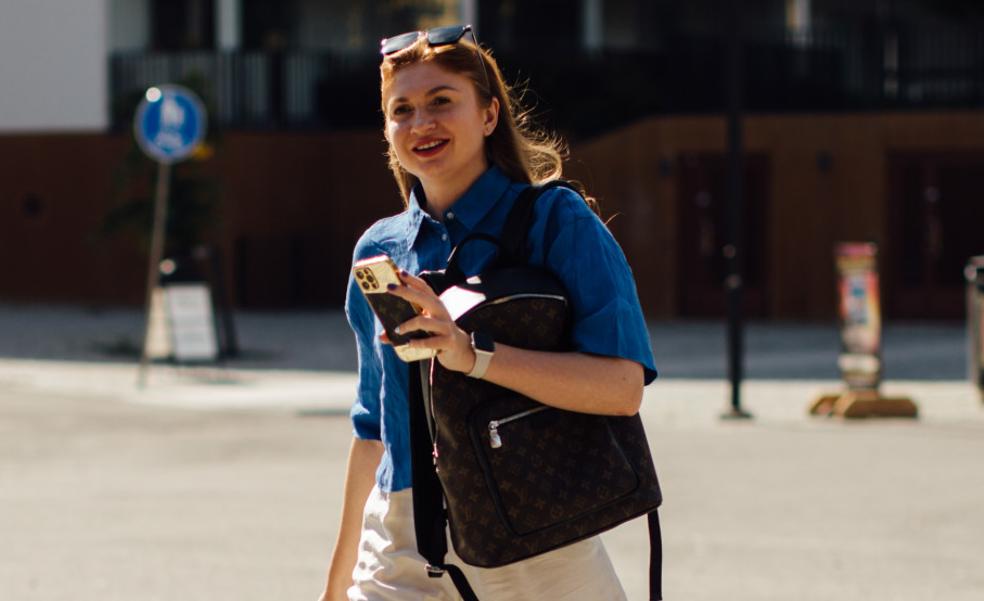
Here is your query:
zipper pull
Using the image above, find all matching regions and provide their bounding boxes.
[488,421,502,449]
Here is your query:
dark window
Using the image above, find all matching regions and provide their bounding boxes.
[152,0,215,50]
[242,0,293,50]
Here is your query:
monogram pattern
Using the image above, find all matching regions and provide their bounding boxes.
[366,293,428,345]
[424,281,662,568]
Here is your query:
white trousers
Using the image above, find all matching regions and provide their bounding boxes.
[348,486,627,601]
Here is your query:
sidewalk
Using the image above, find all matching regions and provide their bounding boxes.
[2,304,983,600]
[0,302,979,423]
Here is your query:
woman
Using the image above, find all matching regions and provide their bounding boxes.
[320,25,657,601]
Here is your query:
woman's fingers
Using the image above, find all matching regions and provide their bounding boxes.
[403,332,454,351]
[381,270,473,371]
[394,315,453,337]
[398,270,431,292]
[387,281,449,320]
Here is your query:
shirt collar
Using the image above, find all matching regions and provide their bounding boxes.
[443,165,512,231]
[405,165,512,240]
[405,188,427,243]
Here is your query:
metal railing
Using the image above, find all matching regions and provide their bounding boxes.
[109,25,984,134]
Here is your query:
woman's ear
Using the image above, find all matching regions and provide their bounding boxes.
[483,96,500,136]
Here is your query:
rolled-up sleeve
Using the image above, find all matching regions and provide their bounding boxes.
[344,239,383,440]
[541,189,658,384]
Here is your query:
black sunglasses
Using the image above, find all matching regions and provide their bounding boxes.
[380,24,491,92]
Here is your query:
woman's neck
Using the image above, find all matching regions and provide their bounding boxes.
[419,158,489,220]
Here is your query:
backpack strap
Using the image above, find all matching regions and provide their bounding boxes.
[649,511,663,600]
[439,180,578,283]
[408,361,480,600]
[496,180,580,268]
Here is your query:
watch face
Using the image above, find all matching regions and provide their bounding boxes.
[472,331,495,353]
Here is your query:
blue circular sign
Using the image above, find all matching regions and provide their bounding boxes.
[133,85,207,164]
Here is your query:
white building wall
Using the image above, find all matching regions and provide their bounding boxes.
[0,0,109,132]
[109,0,150,52]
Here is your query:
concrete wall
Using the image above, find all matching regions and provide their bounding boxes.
[0,0,109,132]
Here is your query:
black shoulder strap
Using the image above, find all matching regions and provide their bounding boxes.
[408,361,447,560]
[442,179,580,280]
[497,180,579,268]
[649,511,663,600]
[408,361,480,600]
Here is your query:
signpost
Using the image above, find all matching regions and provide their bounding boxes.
[967,256,984,402]
[721,0,752,420]
[134,85,207,387]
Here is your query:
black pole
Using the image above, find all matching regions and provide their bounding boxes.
[722,0,752,420]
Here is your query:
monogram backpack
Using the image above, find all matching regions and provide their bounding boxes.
[409,181,663,600]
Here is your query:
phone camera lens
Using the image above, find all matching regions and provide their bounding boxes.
[360,281,370,290]
[355,271,365,280]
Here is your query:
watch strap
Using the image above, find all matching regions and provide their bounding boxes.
[466,332,495,379]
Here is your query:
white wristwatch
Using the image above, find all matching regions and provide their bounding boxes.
[466,332,495,379]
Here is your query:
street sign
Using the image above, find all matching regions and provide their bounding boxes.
[134,85,207,164]
[134,84,209,387]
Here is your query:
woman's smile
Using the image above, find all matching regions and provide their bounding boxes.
[412,137,450,157]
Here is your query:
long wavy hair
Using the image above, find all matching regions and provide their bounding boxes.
[379,35,597,213]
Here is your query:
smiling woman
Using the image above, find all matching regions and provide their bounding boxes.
[319,23,659,601]
[382,64,499,212]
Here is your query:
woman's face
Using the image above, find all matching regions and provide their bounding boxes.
[383,61,499,194]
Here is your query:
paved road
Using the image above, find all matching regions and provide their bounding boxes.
[3,375,983,600]
[1,304,983,600]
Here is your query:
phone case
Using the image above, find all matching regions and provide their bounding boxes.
[353,256,436,362]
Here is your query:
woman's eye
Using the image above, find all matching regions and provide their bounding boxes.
[392,105,412,116]
[431,96,451,107]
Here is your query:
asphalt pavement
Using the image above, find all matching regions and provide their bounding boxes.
[1,303,982,600]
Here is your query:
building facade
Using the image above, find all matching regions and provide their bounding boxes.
[1,0,982,319]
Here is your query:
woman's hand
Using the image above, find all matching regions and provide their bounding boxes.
[383,272,644,416]
[383,271,476,374]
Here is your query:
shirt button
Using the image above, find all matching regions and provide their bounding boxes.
[446,211,455,220]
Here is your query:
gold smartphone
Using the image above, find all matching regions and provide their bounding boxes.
[352,255,436,362]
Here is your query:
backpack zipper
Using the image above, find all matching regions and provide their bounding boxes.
[487,406,550,449]
[485,293,567,306]
[439,292,565,455]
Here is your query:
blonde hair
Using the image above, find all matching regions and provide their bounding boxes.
[379,36,597,212]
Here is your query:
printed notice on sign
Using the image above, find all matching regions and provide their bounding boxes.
[165,284,218,362]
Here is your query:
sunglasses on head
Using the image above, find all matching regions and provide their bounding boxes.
[380,24,477,55]
[380,24,491,92]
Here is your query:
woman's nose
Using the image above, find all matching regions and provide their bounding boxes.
[410,112,436,133]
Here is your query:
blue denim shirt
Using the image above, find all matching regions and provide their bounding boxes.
[344,166,657,492]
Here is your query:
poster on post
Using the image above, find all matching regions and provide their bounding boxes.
[835,242,882,390]
[810,242,916,418]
